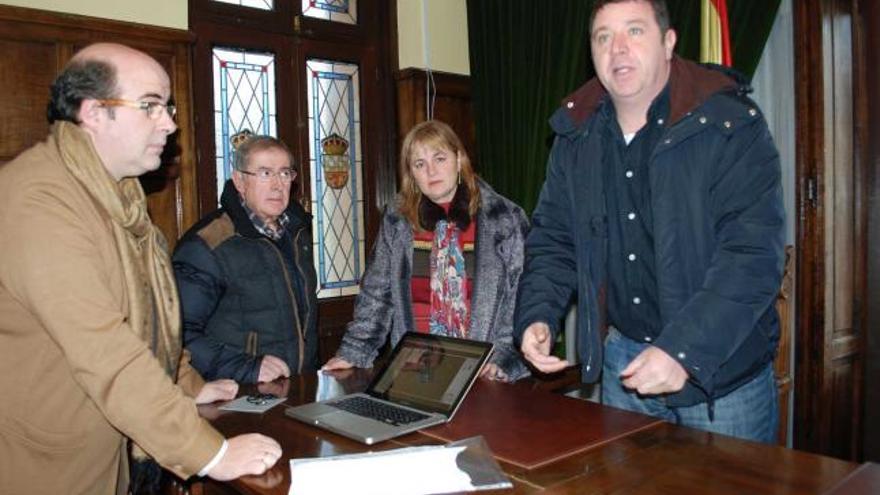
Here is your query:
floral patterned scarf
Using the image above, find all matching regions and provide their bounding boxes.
[428,219,468,337]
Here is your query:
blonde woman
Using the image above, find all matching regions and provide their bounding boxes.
[323,120,529,381]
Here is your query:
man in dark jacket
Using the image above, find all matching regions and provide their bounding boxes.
[173,134,318,384]
[515,0,784,443]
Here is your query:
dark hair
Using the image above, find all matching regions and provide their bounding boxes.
[47,59,118,124]
[233,135,294,171]
[398,120,480,230]
[589,0,671,35]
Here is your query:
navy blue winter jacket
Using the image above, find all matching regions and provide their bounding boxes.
[514,57,785,406]
[173,180,318,383]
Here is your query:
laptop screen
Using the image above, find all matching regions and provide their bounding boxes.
[366,333,493,416]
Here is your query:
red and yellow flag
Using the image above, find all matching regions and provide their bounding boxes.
[700,0,732,66]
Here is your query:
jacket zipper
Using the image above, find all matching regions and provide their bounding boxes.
[582,283,594,375]
[291,228,311,369]
[262,237,306,374]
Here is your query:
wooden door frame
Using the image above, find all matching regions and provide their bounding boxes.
[187,0,399,364]
[189,21,298,214]
[793,0,869,460]
[861,0,880,463]
[187,0,398,223]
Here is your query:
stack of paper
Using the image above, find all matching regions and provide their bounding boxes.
[289,437,511,495]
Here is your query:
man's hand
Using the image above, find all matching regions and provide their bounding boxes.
[321,356,353,371]
[258,355,290,383]
[195,379,238,405]
[520,322,569,373]
[479,362,510,382]
[620,346,688,395]
[206,433,281,481]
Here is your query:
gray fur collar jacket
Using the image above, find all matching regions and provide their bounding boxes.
[334,179,530,380]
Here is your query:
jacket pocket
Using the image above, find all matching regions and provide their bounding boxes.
[1,415,90,454]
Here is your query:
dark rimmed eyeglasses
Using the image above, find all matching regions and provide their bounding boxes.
[96,98,177,120]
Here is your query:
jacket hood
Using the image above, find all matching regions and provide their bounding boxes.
[219,179,311,238]
[555,56,745,134]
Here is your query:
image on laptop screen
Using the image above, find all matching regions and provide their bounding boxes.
[369,335,490,414]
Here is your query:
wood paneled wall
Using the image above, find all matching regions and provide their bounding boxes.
[0,5,197,250]
[395,69,475,168]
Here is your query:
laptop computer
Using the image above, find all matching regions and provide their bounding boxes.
[285,332,493,445]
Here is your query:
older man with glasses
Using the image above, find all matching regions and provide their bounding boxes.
[173,133,318,386]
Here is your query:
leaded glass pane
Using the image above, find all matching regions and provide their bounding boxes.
[213,0,273,10]
[302,0,357,24]
[307,59,365,298]
[212,47,277,199]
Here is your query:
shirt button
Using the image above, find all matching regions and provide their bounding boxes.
[625,170,633,178]
[566,101,574,109]
[627,253,636,261]
[644,336,652,342]
[657,118,664,125]
[632,297,641,305]
[627,212,636,220]
[677,352,687,360]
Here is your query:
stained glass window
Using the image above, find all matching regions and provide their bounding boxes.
[307,59,364,298]
[302,0,357,24]
[213,0,273,10]
[212,47,277,198]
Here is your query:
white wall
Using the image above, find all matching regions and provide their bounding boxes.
[4,0,471,74]
[397,0,470,75]
[0,0,186,29]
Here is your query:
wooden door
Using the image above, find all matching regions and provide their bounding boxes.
[793,0,868,460]
[861,0,880,463]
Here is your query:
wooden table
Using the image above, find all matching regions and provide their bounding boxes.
[187,370,861,494]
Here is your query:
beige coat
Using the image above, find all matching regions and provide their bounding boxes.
[0,130,224,495]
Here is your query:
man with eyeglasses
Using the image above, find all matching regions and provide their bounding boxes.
[173,133,318,387]
[0,43,282,495]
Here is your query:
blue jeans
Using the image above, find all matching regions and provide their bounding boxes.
[601,328,779,444]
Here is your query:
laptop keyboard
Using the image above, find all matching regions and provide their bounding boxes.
[329,396,430,426]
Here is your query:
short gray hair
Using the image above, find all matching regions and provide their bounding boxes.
[232,135,294,171]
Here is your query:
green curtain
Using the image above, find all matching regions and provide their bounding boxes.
[467,0,594,214]
[728,0,783,79]
[468,0,782,214]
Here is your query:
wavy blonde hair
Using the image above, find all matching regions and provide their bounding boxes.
[398,120,480,230]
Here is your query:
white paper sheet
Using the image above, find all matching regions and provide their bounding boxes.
[289,445,474,495]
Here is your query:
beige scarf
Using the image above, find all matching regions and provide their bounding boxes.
[55,122,182,460]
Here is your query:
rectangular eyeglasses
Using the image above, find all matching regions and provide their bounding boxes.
[238,168,297,183]
[96,99,177,120]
